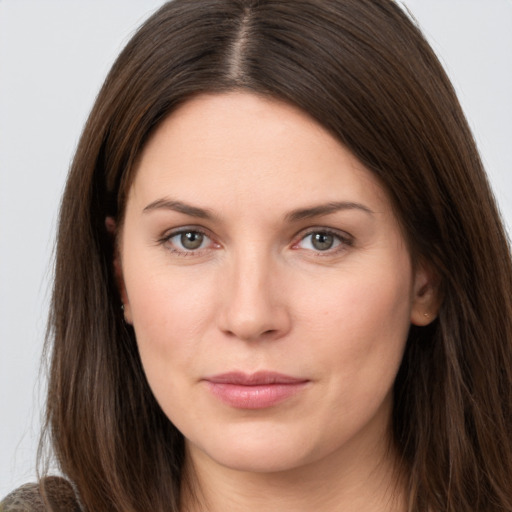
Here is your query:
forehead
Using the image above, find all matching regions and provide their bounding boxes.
[127,92,390,218]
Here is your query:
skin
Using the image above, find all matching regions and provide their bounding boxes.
[115,92,437,512]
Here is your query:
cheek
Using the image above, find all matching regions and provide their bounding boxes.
[123,256,219,371]
[294,262,412,387]
[124,266,218,423]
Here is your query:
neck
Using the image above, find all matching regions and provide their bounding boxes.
[180,433,407,512]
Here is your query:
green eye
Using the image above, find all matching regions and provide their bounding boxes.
[180,231,204,250]
[161,227,220,256]
[296,230,350,253]
[163,230,210,252]
[311,232,334,251]
[177,231,205,251]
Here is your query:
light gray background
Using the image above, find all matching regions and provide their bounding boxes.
[1,0,511,496]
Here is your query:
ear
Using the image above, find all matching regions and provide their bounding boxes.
[410,261,441,326]
[105,216,133,324]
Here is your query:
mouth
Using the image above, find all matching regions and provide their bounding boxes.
[202,371,310,409]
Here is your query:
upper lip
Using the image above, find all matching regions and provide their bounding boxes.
[204,371,308,386]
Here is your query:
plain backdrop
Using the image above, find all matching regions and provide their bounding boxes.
[1,0,511,497]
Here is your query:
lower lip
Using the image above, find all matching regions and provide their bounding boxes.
[205,382,309,409]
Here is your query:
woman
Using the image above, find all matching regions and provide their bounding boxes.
[2,0,512,510]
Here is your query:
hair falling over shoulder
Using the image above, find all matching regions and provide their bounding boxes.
[39,1,512,511]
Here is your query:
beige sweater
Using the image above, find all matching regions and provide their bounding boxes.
[0,477,81,512]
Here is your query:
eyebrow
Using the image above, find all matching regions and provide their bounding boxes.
[285,201,374,222]
[142,198,374,221]
[143,199,216,219]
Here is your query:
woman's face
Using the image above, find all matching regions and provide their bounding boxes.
[118,92,435,475]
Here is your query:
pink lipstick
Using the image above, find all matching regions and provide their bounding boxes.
[203,371,309,409]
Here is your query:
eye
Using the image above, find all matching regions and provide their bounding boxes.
[178,231,206,250]
[162,229,215,254]
[294,229,352,253]
[307,232,337,251]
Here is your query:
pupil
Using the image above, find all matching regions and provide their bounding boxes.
[312,232,333,251]
[181,231,203,250]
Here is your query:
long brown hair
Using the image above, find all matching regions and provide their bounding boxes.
[41,1,512,510]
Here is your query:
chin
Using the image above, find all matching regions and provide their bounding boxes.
[186,421,326,474]
[203,444,311,474]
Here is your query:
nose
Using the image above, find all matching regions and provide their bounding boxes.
[217,248,291,342]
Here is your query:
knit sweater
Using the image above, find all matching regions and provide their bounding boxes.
[0,477,81,512]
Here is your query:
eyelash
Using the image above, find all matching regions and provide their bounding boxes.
[158,227,216,256]
[158,227,353,256]
[291,228,353,256]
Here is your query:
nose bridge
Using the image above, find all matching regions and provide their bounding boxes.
[218,242,289,341]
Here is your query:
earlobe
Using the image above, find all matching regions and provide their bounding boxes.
[105,216,133,324]
[410,263,440,326]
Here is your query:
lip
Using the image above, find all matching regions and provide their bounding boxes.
[203,371,310,409]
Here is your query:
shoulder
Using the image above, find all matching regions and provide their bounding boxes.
[0,477,81,512]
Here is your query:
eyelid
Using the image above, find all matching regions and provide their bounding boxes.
[291,226,354,253]
[157,225,220,254]
[156,225,353,256]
